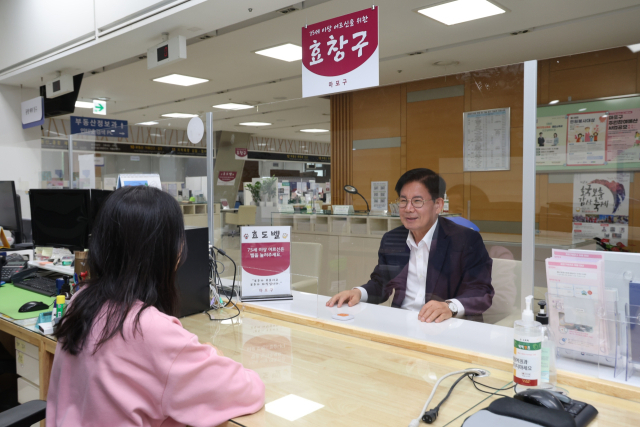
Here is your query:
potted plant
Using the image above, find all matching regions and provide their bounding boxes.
[245,181,261,206]
[261,176,278,207]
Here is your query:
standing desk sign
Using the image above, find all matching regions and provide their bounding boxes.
[21,96,45,129]
[241,226,292,301]
[70,116,128,138]
[301,7,379,98]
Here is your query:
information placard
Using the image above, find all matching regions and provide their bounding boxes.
[606,109,640,163]
[536,115,567,166]
[241,226,292,301]
[463,108,510,171]
[566,112,607,166]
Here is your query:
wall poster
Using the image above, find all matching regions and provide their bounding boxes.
[572,172,630,246]
[371,181,388,211]
[566,112,607,166]
[463,108,510,171]
[536,115,567,166]
[606,109,640,163]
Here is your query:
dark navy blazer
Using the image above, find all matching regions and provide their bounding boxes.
[361,217,494,319]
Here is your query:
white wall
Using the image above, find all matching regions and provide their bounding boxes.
[0,83,42,219]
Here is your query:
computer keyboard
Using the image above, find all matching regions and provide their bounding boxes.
[13,277,58,297]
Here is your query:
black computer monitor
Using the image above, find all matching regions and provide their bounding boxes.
[0,181,24,244]
[89,189,112,230]
[29,189,92,251]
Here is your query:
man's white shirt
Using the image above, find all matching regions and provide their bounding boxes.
[356,219,465,317]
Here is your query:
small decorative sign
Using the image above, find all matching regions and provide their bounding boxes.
[333,205,354,215]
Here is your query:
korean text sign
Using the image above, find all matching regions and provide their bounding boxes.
[301,7,379,98]
[70,116,129,138]
[217,171,237,186]
[241,226,292,298]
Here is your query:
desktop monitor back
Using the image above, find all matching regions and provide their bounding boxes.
[175,227,210,317]
[0,181,24,244]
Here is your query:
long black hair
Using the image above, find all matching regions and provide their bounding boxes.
[55,185,186,355]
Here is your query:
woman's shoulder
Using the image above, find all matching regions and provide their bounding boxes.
[125,304,195,349]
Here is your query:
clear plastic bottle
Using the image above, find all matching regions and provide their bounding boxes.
[513,295,543,388]
[443,193,450,213]
[537,300,557,388]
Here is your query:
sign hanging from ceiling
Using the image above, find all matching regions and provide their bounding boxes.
[70,116,128,137]
[93,100,106,115]
[21,96,45,129]
[301,6,379,98]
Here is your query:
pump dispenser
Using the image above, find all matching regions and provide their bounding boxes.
[536,300,557,387]
[513,295,543,387]
[443,193,449,213]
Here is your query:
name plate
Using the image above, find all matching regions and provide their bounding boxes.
[333,205,354,215]
[278,205,295,213]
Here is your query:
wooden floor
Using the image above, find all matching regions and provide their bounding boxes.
[181,311,640,427]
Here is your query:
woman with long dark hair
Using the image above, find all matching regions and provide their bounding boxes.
[47,186,264,426]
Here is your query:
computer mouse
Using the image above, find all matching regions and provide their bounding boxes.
[19,301,50,313]
[514,389,565,411]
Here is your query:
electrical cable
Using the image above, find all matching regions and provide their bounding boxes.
[468,375,515,398]
[421,372,469,423]
[205,245,241,321]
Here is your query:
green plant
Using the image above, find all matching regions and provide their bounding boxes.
[261,176,278,201]
[246,181,262,203]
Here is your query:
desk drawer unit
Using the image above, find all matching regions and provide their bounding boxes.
[15,338,40,386]
[17,377,40,403]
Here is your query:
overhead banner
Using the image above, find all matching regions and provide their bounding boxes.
[536,115,567,166]
[241,226,292,301]
[606,109,640,163]
[572,172,630,246]
[301,7,379,98]
[247,151,330,163]
[70,116,128,137]
[217,171,237,186]
[566,112,607,166]
[41,138,206,157]
[235,148,248,160]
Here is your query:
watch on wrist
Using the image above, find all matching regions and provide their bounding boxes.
[446,300,458,316]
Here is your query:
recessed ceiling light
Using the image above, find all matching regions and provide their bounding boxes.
[627,43,640,53]
[162,113,199,118]
[579,108,587,112]
[75,101,94,109]
[212,103,254,110]
[153,74,209,86]
[417,0,506,25]
[300,129,329,133]
[549,100,559,105]
[255,43,302,62]
[137,121,159,125]
[433,60,460,66]
[239,122,272,126]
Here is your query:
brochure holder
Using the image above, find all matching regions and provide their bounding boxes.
[597,302,640,385]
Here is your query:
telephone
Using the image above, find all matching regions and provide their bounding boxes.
[0,254,29,282]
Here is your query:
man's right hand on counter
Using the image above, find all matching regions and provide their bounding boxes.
[326,289,362,307]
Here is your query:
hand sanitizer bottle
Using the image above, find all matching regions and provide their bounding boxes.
[443,193,449,214]
[514,295,542,388]
[536,300,557,388]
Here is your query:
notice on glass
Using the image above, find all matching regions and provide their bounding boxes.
[371,181,388,211]
[566,112,607,166]
[572,172,630,246]
[536,115,567,166]
[463,108,510,171]
[606,109,640,163]
[241,226,292,300]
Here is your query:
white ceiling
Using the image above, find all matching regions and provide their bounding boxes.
[8,0,640,142]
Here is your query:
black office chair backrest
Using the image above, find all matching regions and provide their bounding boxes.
[0,400,46,427]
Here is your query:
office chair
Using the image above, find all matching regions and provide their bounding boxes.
[0,400,46,427]
[446,216,480,232]
[225,206,257,237]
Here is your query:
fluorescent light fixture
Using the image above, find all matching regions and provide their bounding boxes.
[152,74,209,86]
[75,101,94,109]
[265,395,324,422]
[549,100,559,105]
[417,0,506,25]
[627,43,640,53]
[212,103,254,110]
[255,43,302,62]
[300,129,329,133]
[162,113,199,118]
[137,121,159,126]
[239,122,272,126]
[579,108,587,112]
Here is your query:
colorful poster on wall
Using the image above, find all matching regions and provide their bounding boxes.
[572,172,630,246]
[606,109,640,163]
[536,115,567,166]
[566,112,607,166]
[235,148,248,160]
[301,7,379,98]
[463,108,510,171]
[217,171,237,186]
[241,226,292,301]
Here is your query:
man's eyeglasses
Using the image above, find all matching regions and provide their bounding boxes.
[396,197,435,209]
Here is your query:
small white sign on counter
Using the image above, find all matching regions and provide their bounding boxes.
[333,205,354,215]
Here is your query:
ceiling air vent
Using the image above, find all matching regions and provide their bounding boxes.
[278,7,297,14]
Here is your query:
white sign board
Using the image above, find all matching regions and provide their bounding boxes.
[116,174,162,190]
[463,108,511,171]
[21,96,45,129]
[241,226,292,301]
[371,181,388,211]
[93,100,106,115]
[187,117,204,144]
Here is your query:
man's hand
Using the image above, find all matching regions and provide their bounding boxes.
[418,301,453,323]
[326,289,362,307]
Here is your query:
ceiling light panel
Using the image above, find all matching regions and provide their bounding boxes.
[300,129,329,133]
[213,103,254,110]
[239,122,272,126]
[153,74,209,86]
[255,43,302,62]
[137,121,159,125]
[627,43,640,53]
[162,113,199,118]
[75,101,94,108]
[417,0,506,26]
